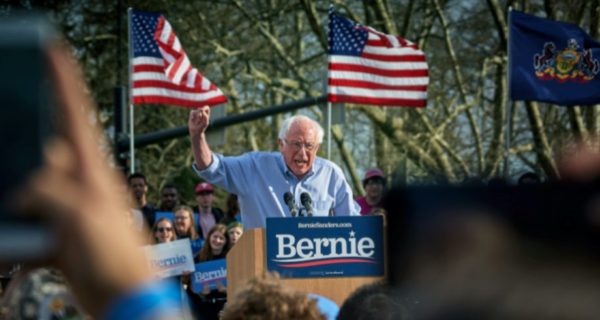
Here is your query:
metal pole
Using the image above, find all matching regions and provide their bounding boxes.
[327,102,332,159]
[504,7,513,178]
[127,8,135,174]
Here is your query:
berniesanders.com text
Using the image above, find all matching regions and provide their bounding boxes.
[297,222,352,229]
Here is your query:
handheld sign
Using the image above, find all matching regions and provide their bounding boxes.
[191,259,227,293]
[144,238,195,278]
[266,216,384,278]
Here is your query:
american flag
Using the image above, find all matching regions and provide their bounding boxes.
[327,11,428,107]
[130,10,227,108]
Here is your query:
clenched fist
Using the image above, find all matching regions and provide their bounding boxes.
[188,105,211,138]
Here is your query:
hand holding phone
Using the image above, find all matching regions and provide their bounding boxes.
[1,14,154,317]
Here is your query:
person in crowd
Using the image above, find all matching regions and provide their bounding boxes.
[159,184,179,212]
[226,221,244,249]
[487,176,508,187]
[127,172,157,227]
[152,217,177,244]
[220,193,242,226]
[518,171,542,185]
[188,107,360,229]
[193,182,224,240]
[173,205,203,255]
[187,224,229,319]
[336,282,411,320]
[197,223,229,262]
[355,169,386,216]
[221,272,338,320]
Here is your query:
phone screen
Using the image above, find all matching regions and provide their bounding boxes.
[0,15,56,261]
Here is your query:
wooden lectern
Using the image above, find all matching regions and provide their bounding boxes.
[226,228,384,305]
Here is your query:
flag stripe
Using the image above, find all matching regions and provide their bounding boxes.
[134,65,166,73]
[133,95,227,108]
[328,79,428,91]
[133,87,226,101]
[329,86,427,100]
[328,94,426,107]
[360,52,427,62]
[329,63,428,77]
[330,55,428,70]
[328,70,429,86]
[362,44,423,56]
[133,80,213,93]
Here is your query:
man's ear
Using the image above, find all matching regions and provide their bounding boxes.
[278,139,285,151]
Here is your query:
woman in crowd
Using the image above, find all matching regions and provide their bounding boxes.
[174,205,203,255]
[187,223,229,319]
[226,221,244,250]
[197,223,228,261]
[152,217,177,244]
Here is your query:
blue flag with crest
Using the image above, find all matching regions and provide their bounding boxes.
[509,10,600,105]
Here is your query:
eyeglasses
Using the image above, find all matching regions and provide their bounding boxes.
[196,192,213,196]
[156,227,173,233]
[284,139,318,152]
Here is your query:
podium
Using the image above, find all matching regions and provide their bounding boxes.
[227,223,385,305]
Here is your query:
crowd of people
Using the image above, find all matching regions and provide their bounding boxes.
[123,171,247,318]
[121,161,388,319]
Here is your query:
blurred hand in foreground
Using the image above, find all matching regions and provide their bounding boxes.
[15,43,152,317]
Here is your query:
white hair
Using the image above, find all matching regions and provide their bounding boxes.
[278,115,324,144]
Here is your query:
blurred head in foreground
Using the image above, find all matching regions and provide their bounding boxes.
[385,183,600,320]
[221,272,326,320]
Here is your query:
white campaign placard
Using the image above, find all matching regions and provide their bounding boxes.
[143,238,195,278]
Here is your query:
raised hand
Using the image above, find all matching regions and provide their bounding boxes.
[188,105,215,170]
[188,106,211,139]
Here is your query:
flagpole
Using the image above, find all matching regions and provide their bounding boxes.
[504,7,513,178]
[327,102,332,159]
[127,8,135,174]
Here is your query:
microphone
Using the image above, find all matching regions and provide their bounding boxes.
[300,192,314,217]
[283,192,298,217]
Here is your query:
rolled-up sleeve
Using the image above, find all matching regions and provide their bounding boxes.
[192,153,252,196]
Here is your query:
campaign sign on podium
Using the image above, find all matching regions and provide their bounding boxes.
[266,216,384,278]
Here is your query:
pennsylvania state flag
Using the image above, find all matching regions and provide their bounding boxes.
[509,10,600,105]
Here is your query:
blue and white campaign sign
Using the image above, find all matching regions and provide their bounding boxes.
[191,259,227,293]
[266,216,384,278]
[154,211,200,229]
[143,238,195,278]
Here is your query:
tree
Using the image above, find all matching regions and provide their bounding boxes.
[8,0,600,203]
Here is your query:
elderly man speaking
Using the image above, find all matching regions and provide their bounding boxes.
[188,106,359,229]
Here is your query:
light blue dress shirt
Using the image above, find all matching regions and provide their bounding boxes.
[193,151,360,229]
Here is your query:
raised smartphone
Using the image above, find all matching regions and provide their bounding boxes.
[0,14,57,261]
